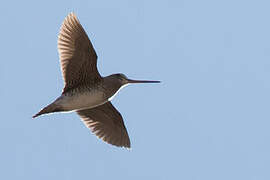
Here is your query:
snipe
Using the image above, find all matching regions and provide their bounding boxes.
[33,13,160,148]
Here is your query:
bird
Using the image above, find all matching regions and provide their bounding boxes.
[33,13,160,148]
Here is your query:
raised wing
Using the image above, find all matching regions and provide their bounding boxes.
[77,102,131,148]
[58,13,101,93]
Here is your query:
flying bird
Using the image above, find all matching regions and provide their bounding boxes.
[33,13,160,148]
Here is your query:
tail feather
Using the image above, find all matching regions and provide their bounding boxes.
[33,103,61,118]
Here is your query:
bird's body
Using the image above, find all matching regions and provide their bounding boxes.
[39,75,124,113]
[53,86,106,112]
[33,13,160,148]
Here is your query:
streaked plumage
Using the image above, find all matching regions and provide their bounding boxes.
[33,13,160,148]
[58,13,101,93]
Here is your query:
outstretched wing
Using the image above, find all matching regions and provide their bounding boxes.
[58,13,101,93]
[77,102,131,148]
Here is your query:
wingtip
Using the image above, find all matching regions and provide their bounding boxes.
[124,145,132,150]
[121,140,131,149]
[68,12,77,19]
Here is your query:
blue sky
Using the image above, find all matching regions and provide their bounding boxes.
[1,0,270,179]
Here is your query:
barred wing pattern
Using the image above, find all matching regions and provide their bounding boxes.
[77,102,131,148]
[58,13,101,93]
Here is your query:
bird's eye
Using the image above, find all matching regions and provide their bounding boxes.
[120,74,127,79]
[115,73,127,80]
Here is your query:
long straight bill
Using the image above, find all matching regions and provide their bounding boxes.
[127,79,161,84]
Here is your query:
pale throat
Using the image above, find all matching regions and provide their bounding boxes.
[108,84,129,101]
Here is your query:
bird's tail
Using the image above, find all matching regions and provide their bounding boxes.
[33,103,61,118]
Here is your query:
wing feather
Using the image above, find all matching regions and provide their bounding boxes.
[58,13,101,93]
[77,102,131,148]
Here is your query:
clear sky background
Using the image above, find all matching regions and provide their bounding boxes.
[1,0,270,179]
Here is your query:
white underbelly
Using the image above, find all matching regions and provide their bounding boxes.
[55,91,106,111]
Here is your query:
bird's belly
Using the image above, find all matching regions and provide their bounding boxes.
[56,91,106,111]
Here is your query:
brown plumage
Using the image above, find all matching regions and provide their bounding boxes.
[77,102,130,148]
[33,12,160,148]
[58,12,101,93]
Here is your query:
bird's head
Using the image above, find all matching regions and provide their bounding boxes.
[112,73,160,85]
